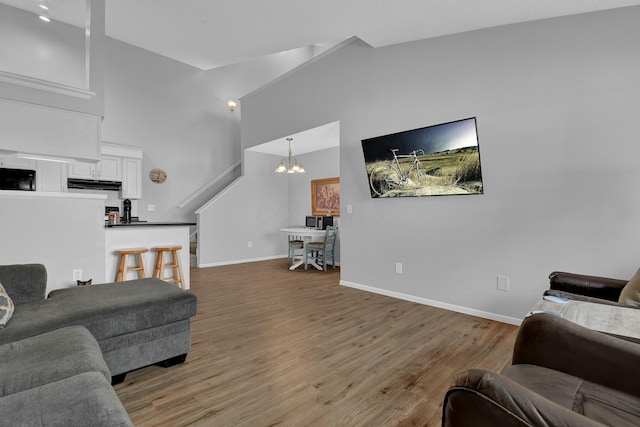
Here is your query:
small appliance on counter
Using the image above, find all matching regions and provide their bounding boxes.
[305,215,334,230]
[105,206,120,225]
[122,199,132,223]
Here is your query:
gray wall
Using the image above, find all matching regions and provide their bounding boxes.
[197,149,288,266]
[288,147,340,223]
[196,146,341,266]
[101,39,317,222]
[240,7,640,323]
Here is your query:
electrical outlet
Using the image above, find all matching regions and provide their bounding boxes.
[147,204,155,212]
[73,269,82,281]
[497,275,510,291]
[248,241,253,248]
[395,262,403,274]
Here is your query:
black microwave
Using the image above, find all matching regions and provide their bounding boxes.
[305,215,334,230]
[0,168,36,191]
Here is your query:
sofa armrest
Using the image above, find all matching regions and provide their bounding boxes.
[512,314,640,397]
[442,368,604,427]
[549,271,626,302]
[0,264,47,305]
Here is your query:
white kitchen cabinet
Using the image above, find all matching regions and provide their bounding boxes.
[97,155,121,181]
[0,154,35,170]
[67,161,95,179]
[36,161,67,192]
[121,157,142,199]
[67,155,122,181]
[101,142,143,200]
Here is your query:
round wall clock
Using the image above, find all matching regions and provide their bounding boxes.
[149,168,167,184]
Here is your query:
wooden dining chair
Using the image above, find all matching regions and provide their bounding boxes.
[304,226,337,271]
[288,226,305,265]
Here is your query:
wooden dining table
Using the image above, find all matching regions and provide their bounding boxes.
[280,227,327,270]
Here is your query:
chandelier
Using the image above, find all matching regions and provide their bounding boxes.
[275,137,305,174]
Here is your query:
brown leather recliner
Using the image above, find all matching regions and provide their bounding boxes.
[545,271,628,304]
[442,313,640,426]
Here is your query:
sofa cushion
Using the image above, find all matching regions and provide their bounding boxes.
[0,325,110,397]
[0,264,47,305]
[503,364,640,427]
[0,281,14,328]
[0,278,197,345]
[0,371,133,427]
[619,268,640,307]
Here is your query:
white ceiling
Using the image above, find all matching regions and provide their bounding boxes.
[105,0,640,70]
[247,122,340,157]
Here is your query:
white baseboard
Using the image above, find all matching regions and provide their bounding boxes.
[198,255,286,268]
[198,255,341,269]
[340,279,522,326]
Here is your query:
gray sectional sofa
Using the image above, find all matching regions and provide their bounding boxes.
[0,326,133,426]
[0,263,199,426]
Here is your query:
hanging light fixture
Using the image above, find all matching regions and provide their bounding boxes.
[275,137,305,174]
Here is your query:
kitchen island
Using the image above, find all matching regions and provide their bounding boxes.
[105,222,195,289]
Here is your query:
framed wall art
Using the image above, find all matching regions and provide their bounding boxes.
[311,177,340,216]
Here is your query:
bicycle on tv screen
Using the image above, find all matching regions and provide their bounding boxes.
[361,117,484,198]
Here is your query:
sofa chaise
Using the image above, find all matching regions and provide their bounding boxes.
[0,263,198,383]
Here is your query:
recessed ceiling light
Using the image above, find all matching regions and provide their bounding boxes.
[38,4,49,10]
[39,15,50,22]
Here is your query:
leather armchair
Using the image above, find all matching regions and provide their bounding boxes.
[548,271,627,302]
[442,313,640,426]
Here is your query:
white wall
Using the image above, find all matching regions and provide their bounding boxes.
[0,3,85,88]
[240,7,640,323]
[0,193,106,293]
[0,0,104,117]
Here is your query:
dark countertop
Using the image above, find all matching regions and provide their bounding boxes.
[105,222,196,228]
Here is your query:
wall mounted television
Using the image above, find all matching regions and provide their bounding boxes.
[361,117,483,198]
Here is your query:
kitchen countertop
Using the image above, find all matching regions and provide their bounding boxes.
[105,222,196,228]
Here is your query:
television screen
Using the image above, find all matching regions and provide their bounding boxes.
[361,117,483,198]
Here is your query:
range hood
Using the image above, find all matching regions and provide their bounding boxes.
[67,178,122,191]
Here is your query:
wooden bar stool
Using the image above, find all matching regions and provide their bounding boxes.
[152,245,184,289]
[115,248,148,282]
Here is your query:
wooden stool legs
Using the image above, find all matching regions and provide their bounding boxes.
[153,246,184,289]
[115,248,148,282]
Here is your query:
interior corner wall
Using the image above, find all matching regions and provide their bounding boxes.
[101,37,240,222]
[240,7,640,321]
[101,38,316,223]
[288,147,341,263]
[288,147,340,223]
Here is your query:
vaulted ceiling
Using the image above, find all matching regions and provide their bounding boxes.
[105,0,640,70]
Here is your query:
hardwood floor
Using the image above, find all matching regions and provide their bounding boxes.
[114,259,519,426]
